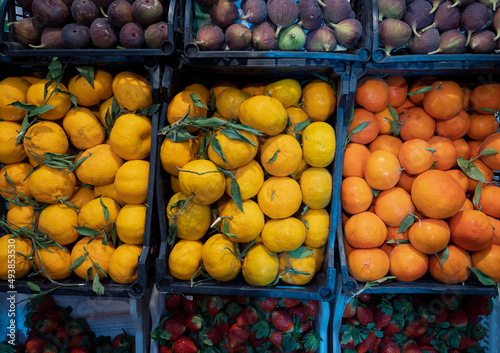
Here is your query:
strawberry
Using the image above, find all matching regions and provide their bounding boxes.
[159,346,172,353]
[301,330,322,353]
[198,327,222,346]
[468,312,479,325]
[173,336,197,353]
[378,336,400,353]
[441,294,462,312]
[184,314,204,332]
[288,305,309,323]
[112,330,134,349]
[302,300,319,319]
[36,319,58,334]
[404,321,426,337]
[457,336,476,350]
[237,307,259,327]
[228,323,250,347]
[221,295,233,303]
[234,297,249,305]
[269,331,283,349]
[343,298,358,318]
[357,294,373,304]
[70,347,89,353]
[34,296,56,313]
[254,297,278,313]
[250,338,268,349]
[26,337,47,353]
[356,331,381,353]
[68,336,85,350]
[415,331,436,347]
[375,302,393,329]
[205,296,225,316]
[226,302,242,321]
[419,347,438,353]
[161,318,186,341]
[41,309,63,323]
[182,297,198,313]
[466,295,493,316]
[471,323,487,341]
[171,310,185,324]
[43,345,58,353]
[342,317,360,326]
[280,298,301,308]
[297,320,313,335]
[26,312,42,328]
[166,294,183,312]
[67,318,89,336]
[356,306,374,326]
[448,308,468,327]
[383,314,404,336]
[271,310,294,333]
[54,326,70,344]
[214,312,230,334]
[26,329,37,344]
[401,342,421,353]
[339,325,361,349]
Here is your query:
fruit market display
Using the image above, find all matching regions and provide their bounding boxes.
[7,0,169,49]
[377,0,500,55]
[342,75,500,286]
[0,59,157,292]
[151,294,322,353]
[191,0,362,52]
[339,293,494,353]
[159,77,336,287]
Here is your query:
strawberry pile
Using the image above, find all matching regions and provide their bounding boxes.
[340,293,493,353]
[151,295,322,353]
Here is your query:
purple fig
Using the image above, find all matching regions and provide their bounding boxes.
[145,21,168,48]
[9,18,42,46]
[29,26,63,48]
[278,24,306,50]
[379,18,412,55]
[428,28,466,53]
[61,23,91,48]
[251,20,277,50]
[494,8,500,40]
[298,0,324,31]
[225,23,252,50]
[461,3,493,46]
[421,1,459,32]
[378,0,406,20]
[32,0,69,27]
[408,26,439,52]
[305,25,337,51]
[241,0,268,24]
[426,0,444,13]
[477,0,498,11]
[90,18,117,48]
[330,18,361,48]
[107,0,133,27]
[469,30,496,53]
[195,24,224,50]
[267,0,299,37]
[196,0,215,6]
[71,0,99,25]
[403,0,434,37]
[210,0,239,29]
[119,22,144,48]
[322,0,353,25]
[132,0,163,25]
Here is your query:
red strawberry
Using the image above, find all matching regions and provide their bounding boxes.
[469,312,479,325]
[442,294,462,311]
[375,302,393,329]
[198,327,222,346]
[71,347,89,353]
[303,300,319,319]
[43,345,58,353]
[214,312,230,334]
[35,296,56,313]
[159,346,172,353]
[466,295,493,316]
[237,307,259,327]
[171,310,185,324]
[184,314,204,332]
[270,331,283,349]
[419,347,438,353]
[457,336,476,350]
[281,298,301,308]
[228,323,250,347]
[173,336,197,353]
[227,302,242,320]
[301,330,322,353]
[343,298,358,318]
[383,317,403,336]
[358,294,373,304]
[205,296,225,316]
[356,306,374,326]
[41,309,63,323]
[471,323,487,341]
[448,308,468,327]
[54,326,70,344]
[404,321,426,337]
[297,320,312,334]
[162,318,186,341]
[255,297,278,312]
[342,317,360,326]
[67,318,89,336]
[182,297,198,313]
[166,294,183,312]
[378,336,400,353]
[234,297,249,305]
[271,310,294,333]
[27,312,42,328]
[68,335,85,350]
[415,331,436,347]
[36,319,58,334]
[339,325,362,349]
[288,305,309,322]
[26,337,47,353]
[356,331,381,353]
[401,342,421,353]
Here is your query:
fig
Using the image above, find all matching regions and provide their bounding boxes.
[378,18,411,55]
[241,0,268,24]
[421,1,459,32]
[494,8,500,40]
[267,0,299,37]
[119,22,144,48]
[132,0,163,26]
[90,17,117,48]
[145,21,168,48]
[9,18,42,46]
[32,0,69,27]
[305,25,337,51]
[251,21,277,50]
[195,24,224,50]
[225,23,252,50]
[71,0,99,25]
[210,0,239,29]
[298,0,323,31]
[61,23,91,48]
[403,0,433,37]
[461,3,493,46]
[428,28,466,53]
[108,0,133,27]
[278,24,306,50]
[426,0,444,14]
[378,0,406,20]
[330,18,362,48]
[197,0,215,6]
[29,26,63,48]
[408,27,439,52]
[322,0,353,25]
[477,0,498,11]
[469,30,496,53]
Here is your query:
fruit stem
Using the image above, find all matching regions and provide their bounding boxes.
[6,21,16,28]
[465,30,471,47]
[194,40,207,45]
[328,22,337,29]
[317,0,326,7]
[274,25,282,38]
[427,48,442,54]
[412,26,421,38]
[323,44,331,51]
[428,3,438,14]
[240,11,252,20]
[421,22,435,33]
[99,6,108,17]
[378,13,384,21]
[448,0,460,7]
[28,44,45,49]
[494,32,500,41]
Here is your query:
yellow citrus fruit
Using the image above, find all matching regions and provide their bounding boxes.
[185,83,210,102]
[290,158,309,180]
[301,80,336,122]
[26,79,71,121]
[75,144,124,187]
[98,96,114,127]
[116,204,146,244]
[300,167,332,209]
[260,134,302,177]
[225,159,264,200]
[108,244,143,284]
[166,192,211,241]
[109,113,152,160]
[242,243,279,286]
[301,208,330,248]
[210,80,239,98]
[94,183,126,205]
[239,95,288,136]
[0,77,32,121]
[261,217,306,252]
[160,137,199,176]
[0,235,32,280]
[285,107,310,139]
[23,121,69,166]
[28,165,76,204]
[0,121,26,164]
[78,197,121,232]
[68,186,95,209]
[178,159,226,206]
[6,204,35,230]
[71,237,115,280]
[167,90,208,130]
[263,79,302,108]
[34,245,72,280]
[62,107,105,150]
[312,246,325,272]
[201,233,242,281]
[114,160,150,204]
[21,75,42,84]
[242,82,266,96]
[219,199,265,243]
[302,122,336,167]
[68,69,113,107]
[38,204,79,245]
[278,247,317,285]
[168,239,203,281]
[257,176,302,219]
[216,88,251,121]
[112,71,152,111]
[0,163,33,200]
[171,175,181,193]
[207,128,259,169]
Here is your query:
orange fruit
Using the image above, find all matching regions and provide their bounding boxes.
[386,226,408,244]
[300,167,332,209]
[449,210,493,252]
[398,139,435,175]
[285,106,309,139]
[399,107,436,142]
[167,90,208,129]
[300,79,336,122]
[257,176,302,219]
[374,107,397,135]
[260,134,302,177]
[411,170,466,219]
[185,83,210,102]
[452,138,471,163]
[344,211,387,248]
[355,76,390,113]
[384,76,408,108]
[461,198,475,211]
[479,133,500,170]
[408,76,438,106]
[478,185,500,218]
[462,86,471,110]
[380,243,394,257]
[0,77,32,121]
[242,82,266,96]
[408,218,450,254]
[341,177,373,215]
[466,159,493,192]
[0,163,33,200]
[364,150,401,190]
[347,248,390,282]
[468,140,481,159]
[210,80,239,98]
[435,110,470,140]
[0,121,27,164]
[428,244,471,284]
[470,83,500,114]
[389,243,429,282]
[348,108,379,145]
[208,128,259,170]
[444,169,469,192]
[374,187,415,227]
[396,98,416,114]
[343,143,371,178]
[369,135,402,156]
[427,136,457,171]
[112,72,152,111]
[396,171,417,194]
[487,216,500,246]
[466,113,499,141]
[423,81,464,120]
[471,245,500,283]
[344,237,354,257]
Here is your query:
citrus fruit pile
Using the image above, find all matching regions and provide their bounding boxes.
[342,75,500,285]
[0,59,157,290]
[159,77,337,287]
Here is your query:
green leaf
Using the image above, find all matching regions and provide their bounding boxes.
[209,136,227,164]
[267,150,279,164]
[74,226,100,237]
[46,58,63,82]
[478,148,499,158]
[67,255,87,271]
[136,104,160,117]
[100,198,109,222]
[208,91,217,111]
[166,128,197,143]
[226,122,264,136]
[8,101,38,111]
[27,282,41,292]
[190,93,208,109]
[441,246,449,265]
[407,85,436,95]
[293,119,311,132]
[457,157,485,182]
[425,147,436,153]
[168,223,177,247]
[230,177,243,213]
[473,182,482,210]
[69,93,78,110]
[221,127,257,146]
[478,107,495,113]
[92,272,105,295]
[287,247,313,259]
[76,66,95,89]
[4,171,14,188]
[94,262,107,277]
[301,205,309,216]
[200,132,209,160]
[372,188,380,197]
[304,219,309,231]
[469,267,497,286]
[429,160,438,170]
[9,102,55,117]
[398,214,415,233]
[350,121,371,134]
[86,266,93,282]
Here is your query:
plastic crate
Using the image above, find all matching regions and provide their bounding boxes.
[154,62,353,301]
[335,63,500,296]
[0,60,161,298]
[149,287,330,353]
[0,0,178,59]
[181,0,371,63]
